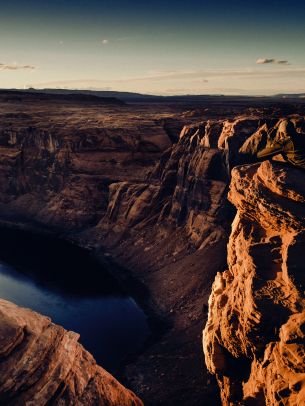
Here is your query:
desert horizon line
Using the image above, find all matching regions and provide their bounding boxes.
[0,86,304,98]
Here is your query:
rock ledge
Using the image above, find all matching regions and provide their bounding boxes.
[0,299,142,406]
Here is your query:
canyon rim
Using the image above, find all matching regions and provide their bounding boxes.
[0,93,303,405]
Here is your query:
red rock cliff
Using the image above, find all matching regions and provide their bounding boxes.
[203,160,305,405]
[0,299,142,406]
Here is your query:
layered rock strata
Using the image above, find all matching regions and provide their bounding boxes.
[0,101,185,228]
[203,160,305,405]
[97,116,269,405]
[0,96,304,405]
[0,298,142,406]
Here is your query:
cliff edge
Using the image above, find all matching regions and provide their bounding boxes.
[0,298,142,406]
[203,160,305,405]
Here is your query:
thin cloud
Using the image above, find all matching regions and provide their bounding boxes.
[27,79,114,90]
[0,63,36,70]
[34,67,305,89]
[116,37,132,41]
[31,65,305,99]
[256,58,289,65]
[101,37,132,44]
[111,67,298,83]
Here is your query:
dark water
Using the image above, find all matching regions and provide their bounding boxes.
[0,227,149,373]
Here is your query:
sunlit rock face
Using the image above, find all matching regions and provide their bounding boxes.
[203,160,305,406]
[0,298,142,406]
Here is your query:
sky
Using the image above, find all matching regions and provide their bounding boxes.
[1,0,305,95]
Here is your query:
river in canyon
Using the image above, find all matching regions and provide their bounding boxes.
[0,227,149,373]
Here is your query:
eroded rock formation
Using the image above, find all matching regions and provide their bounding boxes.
[97,116,269,405]
[0,94,305,404]
[0,100,184,228]
[203,160,305,405]
[0,298,142,406]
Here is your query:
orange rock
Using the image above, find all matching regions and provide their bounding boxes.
[203,160,305,405]
[0,299,142,406]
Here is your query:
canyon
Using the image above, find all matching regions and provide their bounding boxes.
[0,91,304,405]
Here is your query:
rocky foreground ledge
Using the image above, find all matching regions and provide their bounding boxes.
[0,299,142,406]
[203,160,305,405]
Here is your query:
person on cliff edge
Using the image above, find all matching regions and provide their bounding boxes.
[256,119,305,169]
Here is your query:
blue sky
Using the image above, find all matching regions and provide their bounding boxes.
[1,0,305,95]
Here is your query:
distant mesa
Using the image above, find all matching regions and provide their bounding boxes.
[2,88,305,104]
[0,89,126,106]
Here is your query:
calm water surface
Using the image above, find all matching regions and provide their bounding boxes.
[0,228,149,373]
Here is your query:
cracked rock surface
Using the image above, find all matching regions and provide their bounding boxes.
[203,160,305,406]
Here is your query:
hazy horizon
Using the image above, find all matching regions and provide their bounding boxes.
[2,86,305,98]
[1,0,305,96]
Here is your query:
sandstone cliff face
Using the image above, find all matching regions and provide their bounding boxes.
[100,116,268,248]
[1,96,305,405]
[87,114,305,405]
[97,116,270,405]
[0,298,142,406]
[203,160,305,405]
[102,113,305,243]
